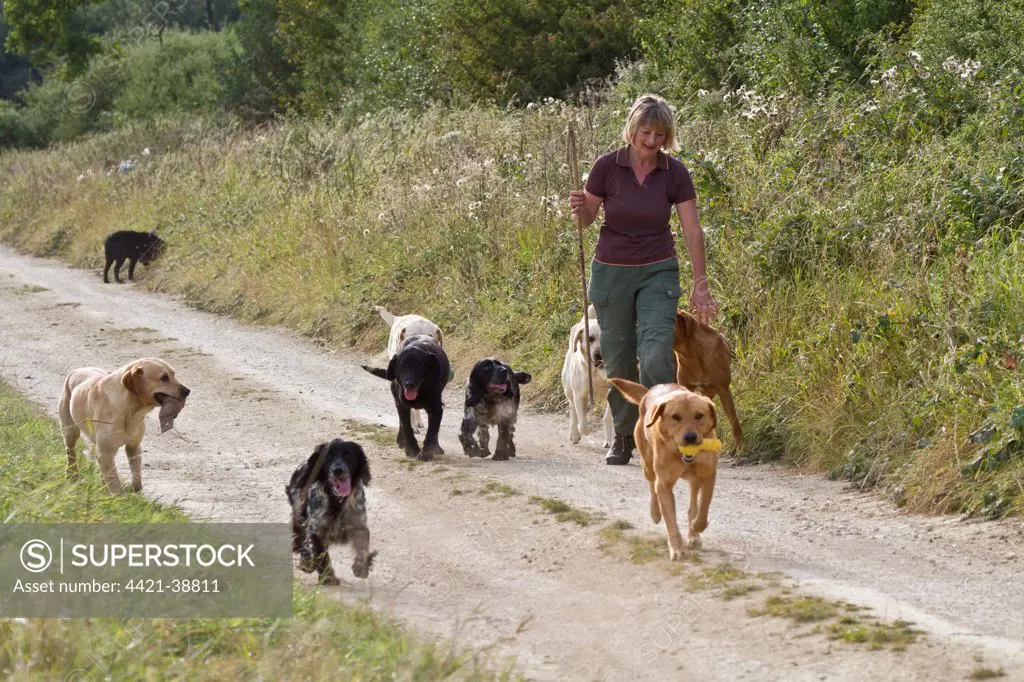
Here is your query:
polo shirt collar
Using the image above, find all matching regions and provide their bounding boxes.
[615,146,669,170]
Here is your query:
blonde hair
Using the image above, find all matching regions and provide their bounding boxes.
[622,94,678,152]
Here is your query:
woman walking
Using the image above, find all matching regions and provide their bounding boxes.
[569,94,719,465]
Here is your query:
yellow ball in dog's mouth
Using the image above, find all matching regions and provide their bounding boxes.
[678,438,723,457]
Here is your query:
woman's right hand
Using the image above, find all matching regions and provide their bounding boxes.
[569,190,586,216]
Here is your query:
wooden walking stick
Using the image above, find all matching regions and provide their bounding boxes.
[566,120,595,412]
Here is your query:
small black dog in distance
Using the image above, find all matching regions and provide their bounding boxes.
[104,230,165,283]
[459,358,531,460]
[286,439,376,586]
[361,334,450,461]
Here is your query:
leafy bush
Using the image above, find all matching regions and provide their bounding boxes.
[338,0,445,110]
[909,0,1024,73]
[638,0,915,97]
[0,100,34,147]
[435,0,646,102]
[740,0,914,93]
[635,0,749,92]
[112,30,239,122]
[13,54,124,145]
[225,0,297,118]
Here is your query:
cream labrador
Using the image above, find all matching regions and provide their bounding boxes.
[561,305,613,447]
[58,358,190,494]
[375,305,443,431]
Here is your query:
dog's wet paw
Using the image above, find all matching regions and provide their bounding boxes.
[687,535,702,551]
[297,554,315,573]
[668,546,684,562]
[319,573,341,586]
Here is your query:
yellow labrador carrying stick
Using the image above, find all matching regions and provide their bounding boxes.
[566,120,594,412]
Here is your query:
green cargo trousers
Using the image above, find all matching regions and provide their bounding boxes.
[588,258,681,435]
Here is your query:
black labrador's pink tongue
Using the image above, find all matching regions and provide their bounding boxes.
[404,388,418,401]
[159,397,186,433]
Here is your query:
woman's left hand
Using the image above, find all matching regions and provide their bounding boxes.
[689,278,720,324]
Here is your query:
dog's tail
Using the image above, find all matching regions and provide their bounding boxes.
[374,305,395,325]
[608,378,648,406]
[58,373,75,435]
[361,365,389,380]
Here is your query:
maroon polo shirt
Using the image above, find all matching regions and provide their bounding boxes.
[585,146,696,266]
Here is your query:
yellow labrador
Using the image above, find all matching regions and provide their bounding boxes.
[58,358,190,494]
[608,378,719,560]
[561,305,613,447]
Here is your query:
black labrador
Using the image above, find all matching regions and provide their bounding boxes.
[459,357,531,460]
[104,230,165,283]
[285,439,376,585]
[362,334,450,461]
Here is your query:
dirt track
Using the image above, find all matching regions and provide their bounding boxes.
[1,245,1022,681]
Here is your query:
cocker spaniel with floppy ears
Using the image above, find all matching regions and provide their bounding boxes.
[286,439,376,585]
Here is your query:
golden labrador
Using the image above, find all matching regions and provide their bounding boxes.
[58,358,190,494]
[608,378,720,560]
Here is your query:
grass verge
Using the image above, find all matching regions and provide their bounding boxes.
[528,496,603,526]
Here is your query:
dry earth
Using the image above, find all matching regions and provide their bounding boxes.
[1,245,1022,681]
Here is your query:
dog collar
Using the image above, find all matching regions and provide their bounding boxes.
[678,438,722,462]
